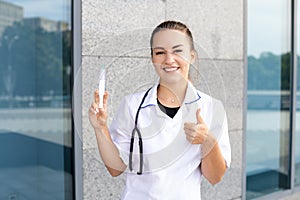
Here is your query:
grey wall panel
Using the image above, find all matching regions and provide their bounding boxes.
[82,0,244,199]
[166,0,244,60]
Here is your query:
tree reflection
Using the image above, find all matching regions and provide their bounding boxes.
[247,52,300,110]
[248,52,297,90]
[0,21,71,108]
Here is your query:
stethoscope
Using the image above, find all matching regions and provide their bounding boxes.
[129,87,152,175]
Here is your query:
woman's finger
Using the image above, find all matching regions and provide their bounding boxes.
[89,106,97,115]
[186,134,195,143]
[102,91,109,110]
[184,128,195,137]
[184,122,197,131]
[197,124,207,131]
[94,89,100,105]
[92,101,99,112]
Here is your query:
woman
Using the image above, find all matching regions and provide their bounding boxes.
[89,21,231,199]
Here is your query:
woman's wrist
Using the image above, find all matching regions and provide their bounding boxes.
[94,124,108,134]
[201,132,217,158]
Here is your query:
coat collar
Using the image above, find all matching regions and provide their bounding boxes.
[141,80,201,108]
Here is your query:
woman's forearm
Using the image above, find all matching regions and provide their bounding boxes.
[200,133,227,185]
[94,125,127,177]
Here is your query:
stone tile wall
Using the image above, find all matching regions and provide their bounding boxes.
[82,1,244,199]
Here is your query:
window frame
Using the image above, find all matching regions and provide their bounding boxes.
[72,0,83,199]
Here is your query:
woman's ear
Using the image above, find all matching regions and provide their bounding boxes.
[190,50,196,64]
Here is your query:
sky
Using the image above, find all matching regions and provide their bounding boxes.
[248,0,300,58]
[6,0,71,23]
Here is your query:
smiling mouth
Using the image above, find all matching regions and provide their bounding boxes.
[163,67,180,72]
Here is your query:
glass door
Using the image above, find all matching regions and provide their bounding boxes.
[246,0,292,198]
[0,0,73,199]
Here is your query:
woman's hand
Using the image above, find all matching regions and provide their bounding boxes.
[88,90,127,176]
[89,90,109,130]
[184,108,226,184]
[183,108,208,144]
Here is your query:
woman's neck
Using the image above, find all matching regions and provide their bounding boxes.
[157,79,188,106]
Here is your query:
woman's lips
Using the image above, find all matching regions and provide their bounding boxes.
[163,67,180,72]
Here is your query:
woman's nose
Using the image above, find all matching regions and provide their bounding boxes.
[164,52,175,65]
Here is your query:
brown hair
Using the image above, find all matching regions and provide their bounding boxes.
[150,21,195,56]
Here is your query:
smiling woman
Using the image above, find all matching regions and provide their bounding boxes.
[151,29,195,89]
[88,20,231,200]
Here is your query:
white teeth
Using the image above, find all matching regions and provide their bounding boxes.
[164,67,178,72]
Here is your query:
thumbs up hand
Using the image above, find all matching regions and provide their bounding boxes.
[184,108,208,144]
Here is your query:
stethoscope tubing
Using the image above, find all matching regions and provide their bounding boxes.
[129,87,152,175]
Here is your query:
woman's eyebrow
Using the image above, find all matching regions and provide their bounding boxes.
[153,47,165,50]
[172,44,183,49]
[153,44,183,50]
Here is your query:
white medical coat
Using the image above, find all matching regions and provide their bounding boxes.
[110,81,231,200]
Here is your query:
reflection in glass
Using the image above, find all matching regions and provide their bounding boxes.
[295,0,300,186]
[246,0,292,199]
[0,0,73,199]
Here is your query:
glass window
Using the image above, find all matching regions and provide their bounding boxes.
[0,0,73,199]
[246,0,292,199]
[295,0,300,186]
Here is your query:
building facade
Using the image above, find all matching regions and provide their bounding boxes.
[24,17,69,32]
[0,0,23,37]
[0,0,300,200]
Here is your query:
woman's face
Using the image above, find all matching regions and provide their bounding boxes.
[151,29,195,84]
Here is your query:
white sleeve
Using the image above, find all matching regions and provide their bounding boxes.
[210,99,231,167]
[109,96,134,166]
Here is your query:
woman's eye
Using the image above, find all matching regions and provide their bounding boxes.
[174,49,183,54]
[155,51,165,55]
